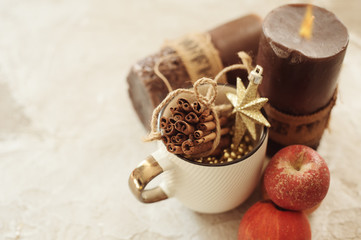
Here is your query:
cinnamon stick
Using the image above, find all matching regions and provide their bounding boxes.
[175,120,195,135]
[173,111,185,121]
[185,112,199,124]
[175,133,187,144]
[164,123,176,135]
[171,135,179,144]
[220,127,230,135]
[195,132,216,144]
[169,107,178,114]
[171,133,187,145]
[197,121,216,131]
[191,101,203,115]
[182,139,213,155]
[193,130,207,139]
[168,117,177,125]
[199,114,214,122]
[161,135,170,145]
[167,144,183,154]
[160,116,168,129]
[194,127,230,144]
[177,98,193,112]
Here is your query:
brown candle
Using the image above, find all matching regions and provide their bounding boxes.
[209,14,263,85]
[257,4,349,153]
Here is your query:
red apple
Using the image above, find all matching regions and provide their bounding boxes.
[238,201,311,240]
[264,145,330,211]
[261,172,321,215]
[261,173,321,215]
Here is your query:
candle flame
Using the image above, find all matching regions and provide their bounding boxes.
[299,5,315,39]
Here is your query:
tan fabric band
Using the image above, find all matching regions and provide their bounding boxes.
[264,92,337,147]
[165,33,226,84]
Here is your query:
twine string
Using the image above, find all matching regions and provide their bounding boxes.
[154,54,178,93]
[193,78,217,107]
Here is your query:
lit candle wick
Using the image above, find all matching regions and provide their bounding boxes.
[299,5,314,39]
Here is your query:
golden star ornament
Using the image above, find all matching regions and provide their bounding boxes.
[226,65,271,148]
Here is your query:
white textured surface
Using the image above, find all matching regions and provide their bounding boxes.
[0,0,360,239]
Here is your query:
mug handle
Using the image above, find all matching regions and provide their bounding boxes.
[129,155,168,203]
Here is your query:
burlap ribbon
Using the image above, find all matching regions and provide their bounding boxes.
[165,33,227,84]
[264,91,337,147]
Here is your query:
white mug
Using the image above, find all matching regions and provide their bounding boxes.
[129,85,268,213]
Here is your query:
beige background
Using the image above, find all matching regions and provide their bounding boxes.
[0,0,360,239]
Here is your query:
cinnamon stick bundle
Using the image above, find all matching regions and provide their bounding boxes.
[160,97,232,158]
